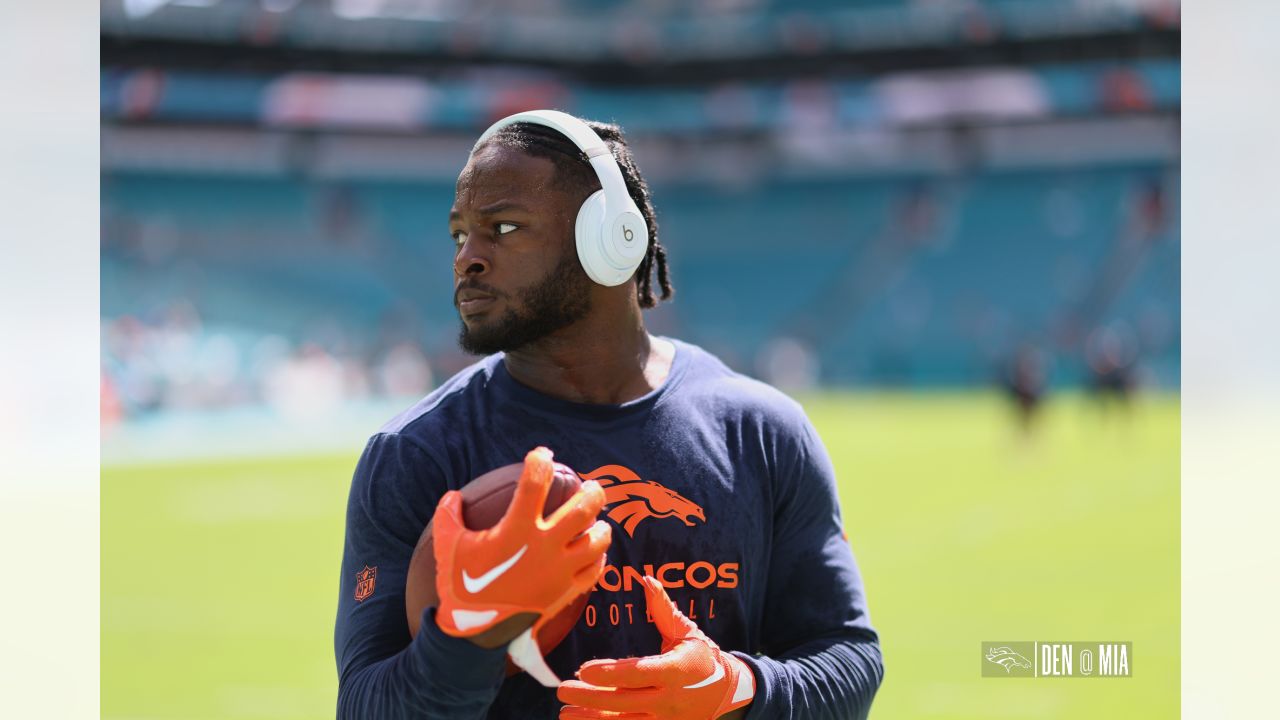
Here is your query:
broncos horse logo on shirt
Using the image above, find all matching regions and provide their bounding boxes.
[578,465,706,537]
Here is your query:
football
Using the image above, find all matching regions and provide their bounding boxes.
[405,459,592,673]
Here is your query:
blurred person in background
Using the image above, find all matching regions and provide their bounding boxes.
[1087,323,1139,415]
[1002,343,1049,437]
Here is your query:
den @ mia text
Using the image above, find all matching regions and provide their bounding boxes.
[982,641,1132,678]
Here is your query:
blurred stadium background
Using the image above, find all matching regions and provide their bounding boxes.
[99,1,1179,718]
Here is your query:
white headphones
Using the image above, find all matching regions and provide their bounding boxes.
[472,109,649,287]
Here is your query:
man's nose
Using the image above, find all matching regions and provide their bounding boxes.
[453,234,490,278]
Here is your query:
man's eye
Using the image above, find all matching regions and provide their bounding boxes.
[451,231,467,247]
[497,223,518,235]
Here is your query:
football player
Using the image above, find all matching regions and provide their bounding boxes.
[334,111,883,719]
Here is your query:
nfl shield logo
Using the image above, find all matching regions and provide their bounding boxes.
[354,565,377,602]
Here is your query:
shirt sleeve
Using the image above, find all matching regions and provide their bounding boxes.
[735,415,885,720]
[334,432,510,719]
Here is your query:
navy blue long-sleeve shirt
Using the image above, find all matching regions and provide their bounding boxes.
[334,338,883,718]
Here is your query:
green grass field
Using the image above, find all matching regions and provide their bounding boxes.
[102,391,1179,719]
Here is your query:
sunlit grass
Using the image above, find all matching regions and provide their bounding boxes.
[103,392,1178,719]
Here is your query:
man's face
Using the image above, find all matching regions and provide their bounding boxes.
[449,143,594,355]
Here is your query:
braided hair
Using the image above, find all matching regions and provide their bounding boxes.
[475,119,674,309]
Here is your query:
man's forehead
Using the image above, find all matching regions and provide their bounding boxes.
[450,144,581,224]
[456,145,557,195]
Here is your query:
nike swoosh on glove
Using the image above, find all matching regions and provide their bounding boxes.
[557,575,756,720]
[433,447,612,684]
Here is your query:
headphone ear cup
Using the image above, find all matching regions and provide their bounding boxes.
[575,190,649,287]
[574,190,614,286]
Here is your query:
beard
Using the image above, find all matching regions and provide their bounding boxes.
[457,252,593,355]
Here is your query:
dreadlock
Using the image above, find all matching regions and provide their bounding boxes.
[475,118,674,309]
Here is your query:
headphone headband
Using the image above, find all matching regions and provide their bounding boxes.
[474,109,612,159]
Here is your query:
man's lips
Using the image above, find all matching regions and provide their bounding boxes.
[458,296,496,315]
[455,288,498,316]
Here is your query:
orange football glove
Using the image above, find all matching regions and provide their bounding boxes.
[557,576,756,720]
[432,447,611,686]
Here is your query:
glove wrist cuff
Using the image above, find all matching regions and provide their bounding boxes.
[715,652,757,717]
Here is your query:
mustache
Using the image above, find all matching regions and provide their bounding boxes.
[453,281,506,307]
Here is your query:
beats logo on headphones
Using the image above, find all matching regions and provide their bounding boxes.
[473,110,650,287]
